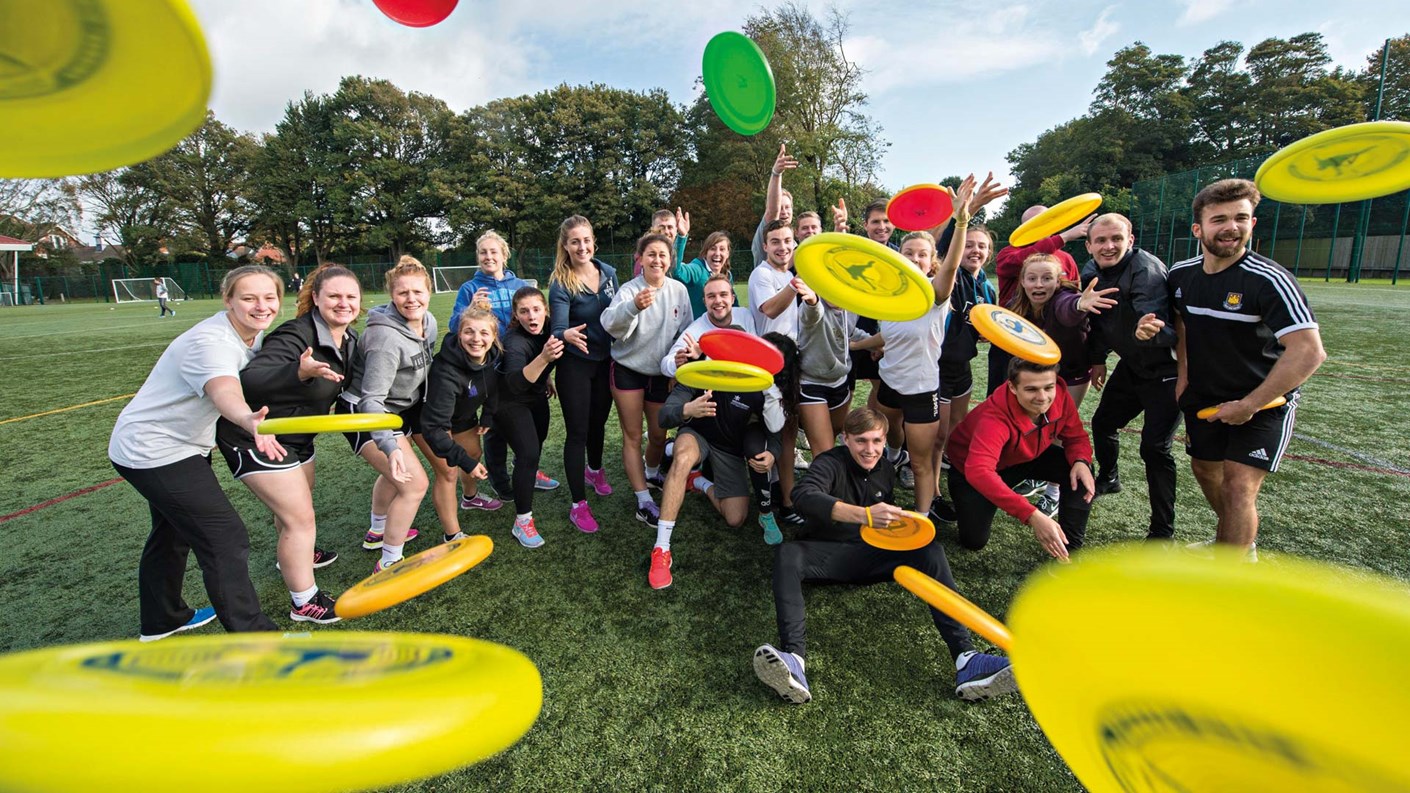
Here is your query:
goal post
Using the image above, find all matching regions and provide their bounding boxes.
[432,266,478,294]
[112,277,188,304]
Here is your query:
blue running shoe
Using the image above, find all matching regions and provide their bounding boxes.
[759,512,783,546]
[954,652,1018,701]
[533,470,560,491]
[753,644,811,704]
[139,606,217,643]
[512,517,545,549]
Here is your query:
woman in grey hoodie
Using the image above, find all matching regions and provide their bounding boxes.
[337,256,438,572]
[601,232,692,527]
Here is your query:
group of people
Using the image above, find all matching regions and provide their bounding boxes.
[109,155,1323,706]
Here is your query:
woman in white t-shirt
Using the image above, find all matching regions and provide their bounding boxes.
[109,265,287,641]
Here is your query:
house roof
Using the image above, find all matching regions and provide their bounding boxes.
[0,234,34,251]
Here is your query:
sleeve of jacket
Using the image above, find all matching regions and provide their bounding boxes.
[1052,290,1086,328]
[1057,393,1095,468]
[599,282,641,340]
[791,453,845,526]
[501,335,537,396]
[449,281,475,334]
[240,319,312,400]
[658,382,695,429]
[420,360,480,472]
[549,282,570,341]
[961,414,1038,523]
[1131,259,1178,348]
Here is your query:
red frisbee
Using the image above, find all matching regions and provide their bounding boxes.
[886,184,954,232]
[698,328,784,374]
[372,0,458,27]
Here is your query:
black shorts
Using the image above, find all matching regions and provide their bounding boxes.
[610,361,670,404]
[451,395,479,435]
[1182,393,1298,473]
[877,380,941,424]
[339,399,422,454]
[799,381,850,410]
[217,436,316,479]
[939,360,974,402]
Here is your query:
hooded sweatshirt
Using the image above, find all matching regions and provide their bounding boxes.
[946,381,1093,523]
[341,304,438,456]
[600,275,692,375]
[797,299,868,386]
[450,268,531,335]
[421,331,500,473]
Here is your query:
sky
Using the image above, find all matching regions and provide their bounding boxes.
[189,0,1397,214]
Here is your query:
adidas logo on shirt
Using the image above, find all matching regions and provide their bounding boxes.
[1249,448,1270,461]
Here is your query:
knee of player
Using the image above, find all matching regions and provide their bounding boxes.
[725,513,747,529]
[955,531,989,551]
[775,541,805,570]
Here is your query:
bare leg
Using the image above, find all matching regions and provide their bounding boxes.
[358,437,429,546]
[241,467,317,592]
[644,402,667,469]
[1217,461,1268,548]
[414,435,461,538]
[658,434,702,523]
[613,387,648,492]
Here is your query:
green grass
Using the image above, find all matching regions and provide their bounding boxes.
[1,281,1407,792]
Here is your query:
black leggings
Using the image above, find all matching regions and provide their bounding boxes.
[742,423,773,513]
[494,399,551,514]
[771,540,974,660]
[948,445,1091,552]
[556,354,613,501]
[113,455,278,636]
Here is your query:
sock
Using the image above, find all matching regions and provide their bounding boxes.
[516,512,532,526]
[645,464,660,479]
[381,543,404,566]
[290,584,318,608]
[369,513,387,534]
[664,441,674,458]
[655,520,675,550]
[587,466,602,476]
[1044,483,1060,500]
[693,475,714,494]
[635,489,652,507]
[955,650,977,671]
[886,446,901,464]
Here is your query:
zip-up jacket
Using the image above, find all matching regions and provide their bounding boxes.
[340,304,437,456]
[1014,289,1091,383]
[995,235,1079,307]
[450,269,531,334]
[940,267,996,363]
[946,381,1093,523]
[421,332,500,473]
[549,259,619,362]
[1080,247,1178,379]
[791,446,897,543]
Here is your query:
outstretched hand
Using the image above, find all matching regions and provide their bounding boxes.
[1078,278,1120,314]
[773,143,799,176]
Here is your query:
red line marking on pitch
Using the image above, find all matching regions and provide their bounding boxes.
[0,479,123,524]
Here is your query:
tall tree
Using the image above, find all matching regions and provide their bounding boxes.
[77,164,176,270]
[252,92,346,265]
[1360,35,1410,121]
[155,112,260,260]
[1245,33,1364,148]
[0,178,81,241]
[1185,41,1255,159]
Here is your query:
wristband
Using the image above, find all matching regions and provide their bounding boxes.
[865,506,873,527]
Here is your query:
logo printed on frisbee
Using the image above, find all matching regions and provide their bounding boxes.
[970,305,1061,365]
[819,247,913,297]
[1286,135,1409,183]
[0,0,109,100]
[794,233,935,321]
[78,641,454,684]
[996,312,1047,345]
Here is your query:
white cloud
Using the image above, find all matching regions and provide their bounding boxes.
[1177,0,1235,26]
[1079,6,1121,56]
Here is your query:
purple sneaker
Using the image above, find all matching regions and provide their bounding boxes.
[569,500,599,533]
[585,467,613,496]
[460,493,503,511]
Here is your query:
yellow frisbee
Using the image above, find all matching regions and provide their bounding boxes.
[675,359,774,392]
[337,535,494,619]
[0,0,213,178]
[893,565,1013,651]
[860,511,936,552]
[257,412,403,435]
[793,232,936,321]
[1255,121,1410,204]
[1012,545,1410,792]
[1008,193,1102,248]
[969,304,1061,365]
[0,631,543,793]
[1196,395,1287,420]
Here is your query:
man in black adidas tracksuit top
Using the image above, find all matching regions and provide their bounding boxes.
[1081,213,1181,539]
[750,408,1017,705]
[1140,179,1324,555]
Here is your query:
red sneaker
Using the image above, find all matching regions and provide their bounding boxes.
[648,546,673,590]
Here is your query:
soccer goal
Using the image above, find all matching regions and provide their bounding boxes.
[112,277,187,303]
[432,266,477,294]
[0,291,13,307]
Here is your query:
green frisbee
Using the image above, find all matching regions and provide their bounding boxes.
[702,32,776,136]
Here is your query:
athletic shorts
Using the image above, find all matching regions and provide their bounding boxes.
[610,361,670,404]
[939,360,974,402]
[676,428,751,500]
[450,395,479,435]
[216,435,315,479]
[339,399,422,454]
[877,380,941,424]
[799,381,851,410]
[1182,393,1298,473]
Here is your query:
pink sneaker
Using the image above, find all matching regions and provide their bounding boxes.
[460,494,503,511]
[569,500,599,533]
[585,467,613,496]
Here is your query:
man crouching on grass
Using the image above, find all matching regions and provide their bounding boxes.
[752,407,1017,704]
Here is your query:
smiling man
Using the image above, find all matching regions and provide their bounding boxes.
[1146,179,1325,560]
[1080,213,1181,541]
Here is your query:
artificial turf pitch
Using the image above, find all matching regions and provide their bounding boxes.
[1,281,1407,792]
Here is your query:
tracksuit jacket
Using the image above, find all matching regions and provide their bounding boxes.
[791,446,897,543]
[1079,247,1178,378]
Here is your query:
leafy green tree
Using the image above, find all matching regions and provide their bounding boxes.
[1360,35,1410,121]
[1185,41,1255,158]
[1245,33,1365,148]
[154,112,260,261]
[77,164,175,271]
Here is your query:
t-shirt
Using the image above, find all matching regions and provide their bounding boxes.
[1167,250,1317,405]
[748,262,798,339]
[109,312,260,468]
[879,301,950,394]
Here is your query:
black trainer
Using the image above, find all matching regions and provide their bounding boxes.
[290,590,340,624]
[929,495,958,527]
[1093,471,1122,497]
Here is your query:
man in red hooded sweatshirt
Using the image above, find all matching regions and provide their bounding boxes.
[947,358,1096,561]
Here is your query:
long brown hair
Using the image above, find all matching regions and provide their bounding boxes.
[1008,253,1079,321]
[296,263,360,318]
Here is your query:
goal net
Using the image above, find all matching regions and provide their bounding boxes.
[432,266,478,294]
[113,277,188,303]
[0,291,13,307]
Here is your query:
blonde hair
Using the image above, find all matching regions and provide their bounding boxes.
[899,231,938,275]
[221,264,283,301]
[550,215,594,294]
[476,230,510,260]
[457,306,503,356]
[1009,253,1078,320]
[385,254,431,294]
